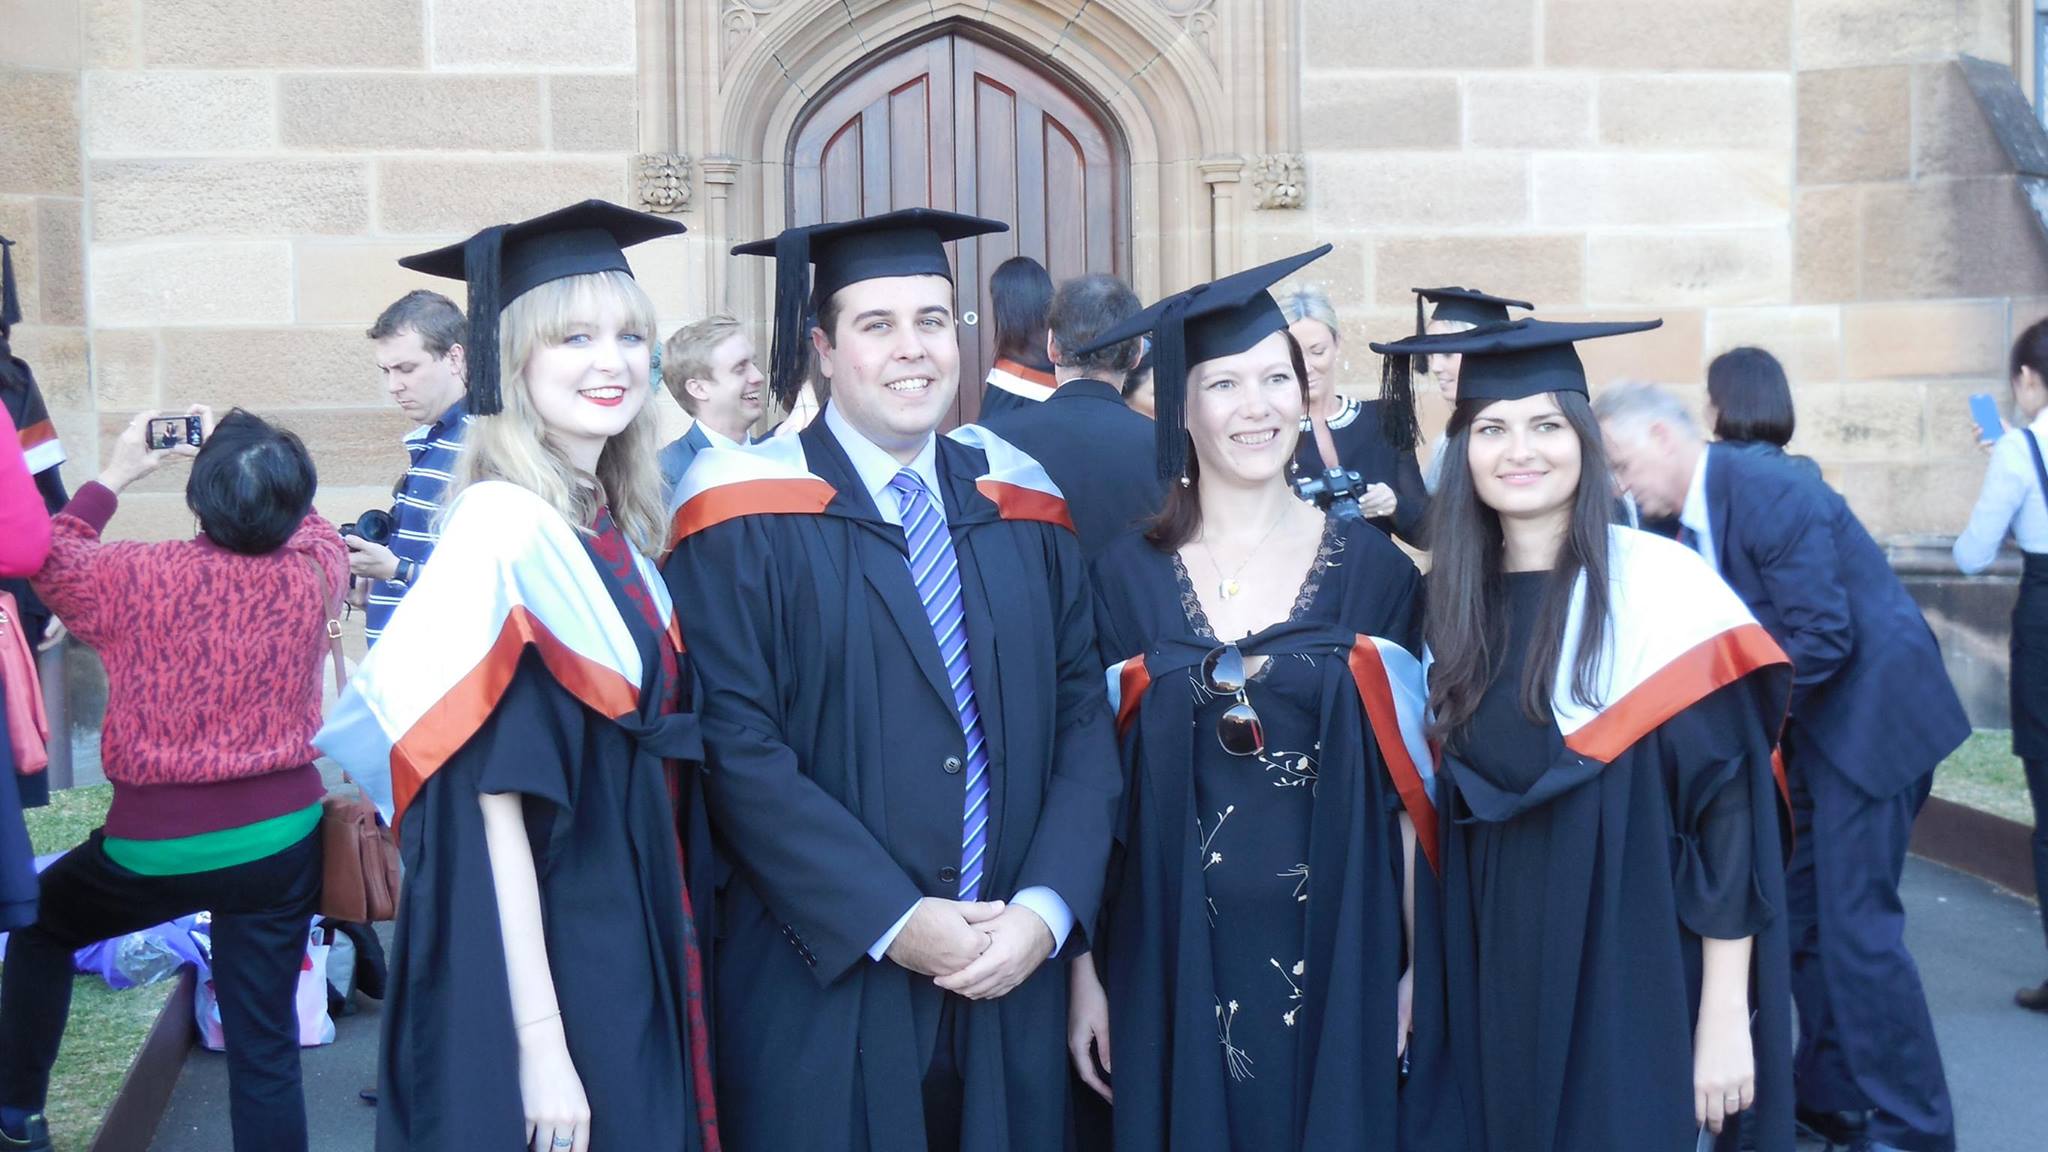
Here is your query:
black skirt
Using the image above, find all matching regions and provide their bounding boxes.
[2011,552,2048,760]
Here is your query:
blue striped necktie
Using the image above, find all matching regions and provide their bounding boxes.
[887,469,992,901]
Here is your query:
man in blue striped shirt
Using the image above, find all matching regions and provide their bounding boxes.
[348,290,471,646]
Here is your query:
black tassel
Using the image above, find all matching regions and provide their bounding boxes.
[1414,291,1426,338]
[0,236,20,331]
[768,229,813,410]
[1152,296,1194,482]
[1379,353,1419,451]
[462,225,507,415]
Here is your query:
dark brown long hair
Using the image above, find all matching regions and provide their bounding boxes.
[1424,390,1613,736]
[1147,331,1313,552]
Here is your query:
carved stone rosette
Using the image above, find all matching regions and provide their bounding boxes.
[636,152,694,214]
[1250,153,1306,211]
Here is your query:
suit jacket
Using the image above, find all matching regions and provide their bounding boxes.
[977,376,1165,559]
[658,424,713,514]
[1702,442,1968,798]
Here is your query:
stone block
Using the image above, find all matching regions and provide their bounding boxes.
[1702,306,1843,385]
[1794,185,1860,304]
[0,199,39,326]
[103,493,196,541]
[1795,0,1970,70]
[629,233,709,329]
[281,74,544,152]
[90,241,293,327]
[1302,73,1461,150]
[0,72,80,197]
[1545,0,1789,69]
[266,407,419,488]
[1912,62,2009,178]
[1798,379,1926,464]
[36,198,84,326]
[295,241,460,327]
[2014,296,2048,333]
[87,73,275,155]
[1598,75,1793,151]
[549,75,639,152]
[1861,178,2048,300]
[1311,153,1528,230]
[431,0,635,69]
[139,0,424,68]
[92,330,162,409]
[1924,378,2011,455]
[162,328,387,409]
[82,0,139,68]
[1,0,80,69]
[9,327,90,411]
[376,157,627,233]
[1549,309,1706,387]
[1798,67,1911,184]
[1372,233,1584,312]
[1464,75,1594,150]
[1586,230,1792,308]
[91,159,369,241]
[1842,301,2008,379]
[1302,0,1535,69]
[1533,153,1789,229]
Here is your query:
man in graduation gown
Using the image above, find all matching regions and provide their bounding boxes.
[1597,382,1968,1152]
[664,209,1122,1152]
[978,272,1162,559]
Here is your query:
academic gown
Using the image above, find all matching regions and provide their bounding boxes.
[314,485,717,1152]
[1292,398,1430,548]
[663,421,1122,1152]
[1090,518,1464,1152]
[1430,527,1796,1152]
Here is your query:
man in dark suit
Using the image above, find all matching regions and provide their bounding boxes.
[1597,381,1967,1152]
[979,273,1163,559]
[656,313,766,510]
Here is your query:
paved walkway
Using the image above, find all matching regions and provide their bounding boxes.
[147,857,2048,1151]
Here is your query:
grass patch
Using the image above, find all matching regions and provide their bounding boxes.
[9,784,176,1152]
[1934,730,2036,826]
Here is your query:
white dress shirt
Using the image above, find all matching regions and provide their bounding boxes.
[1955,409,2048,573]
[1678,447,1718,575]
[820,403,1077,962]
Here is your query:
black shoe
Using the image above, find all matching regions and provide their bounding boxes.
[0,1114,51,1152]
[2016,981,2048,1011]
[1795,1108,1869,1148]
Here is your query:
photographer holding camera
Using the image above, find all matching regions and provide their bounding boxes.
[0,406,344,1152]
[352,290,471,647]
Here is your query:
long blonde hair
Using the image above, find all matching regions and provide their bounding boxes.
[448,270,667,555]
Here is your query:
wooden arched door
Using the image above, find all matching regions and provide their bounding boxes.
[790,28,1126,425]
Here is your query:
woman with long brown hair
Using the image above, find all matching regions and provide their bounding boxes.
[1071,247,1454,1152]
[1372,318,1798,1152]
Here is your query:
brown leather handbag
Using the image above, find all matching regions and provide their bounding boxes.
[304,554,401,923]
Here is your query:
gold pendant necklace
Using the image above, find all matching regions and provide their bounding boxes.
[1205,506,1292,600]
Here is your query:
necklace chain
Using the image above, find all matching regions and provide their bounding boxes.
[1201,507,1291,600]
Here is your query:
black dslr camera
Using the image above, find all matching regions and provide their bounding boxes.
[340,508,393,545]
[1292,466,1368,523]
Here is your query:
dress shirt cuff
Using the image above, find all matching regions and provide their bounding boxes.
[1010,886,1074,958]
[869,900,921,962]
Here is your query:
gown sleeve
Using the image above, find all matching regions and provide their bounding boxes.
[433,649,588,865]
[1652,679,1780,941]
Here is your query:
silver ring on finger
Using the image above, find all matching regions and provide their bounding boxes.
[552,1137,573,1149]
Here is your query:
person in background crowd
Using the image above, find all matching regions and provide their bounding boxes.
[1954,317,2048,1010]
[1707,346,1822,481]
[978,273,1161,559]
[1598,380,1966,1152]
[317,202,719,1152]
[1406,287,1532,496]
[657,314,765,507]
[0,235,68,678]
[2,407,337,1152]
[1274,283,1430,547]
[350,290,471,647]
[1123,348,1155,419]
[1078,246,1449,1152]
[978,255,1058,418]
[1381,319,1796,1151]
[669,209,1120,1152]
[0,403,52,943]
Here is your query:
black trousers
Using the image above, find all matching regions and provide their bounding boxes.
[0,826,321,1152]
[922,994,964,1152]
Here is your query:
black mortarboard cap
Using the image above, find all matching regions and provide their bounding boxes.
[731,208,1009,409]
[1073,245,1331,481]
[1376,287,1538,450]
[1368,317,1663,406]
[0,234,20,330]
[398,199,685,415]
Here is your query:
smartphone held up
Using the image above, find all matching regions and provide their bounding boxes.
[146,414,204,451]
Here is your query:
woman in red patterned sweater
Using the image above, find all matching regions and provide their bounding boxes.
[0,406,342,1152]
